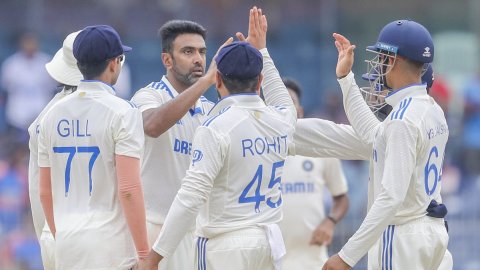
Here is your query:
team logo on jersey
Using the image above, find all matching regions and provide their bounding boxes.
[302,160,313,171]
[423,47,431,58]
[192,150,203,166]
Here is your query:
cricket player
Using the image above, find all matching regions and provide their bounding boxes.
[38,25,148,269]
[28,30,83,270]
[142,7,296,270]
[280,78,349,269]
[361,64,454,270]
[130,20,214,270]
[318,20,449,269]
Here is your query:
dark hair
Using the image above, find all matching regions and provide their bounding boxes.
[77,61,109,80]
[220,74,259,94]
[159,20,207,53]
[282,77,302,99]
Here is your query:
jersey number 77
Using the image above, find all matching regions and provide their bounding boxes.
[53,146,100,197]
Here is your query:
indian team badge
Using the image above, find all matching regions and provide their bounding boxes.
[302,160,313,172]
[192,149,203,166]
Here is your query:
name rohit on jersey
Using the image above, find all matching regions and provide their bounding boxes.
[57,119,92,137]
[241,135,288,157]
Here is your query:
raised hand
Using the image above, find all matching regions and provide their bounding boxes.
[333,33,356,78]
[236,6,268,50]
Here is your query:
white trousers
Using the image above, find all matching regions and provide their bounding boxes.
[282,245,328,270]
[39,228,55,270]
[195,228,275,270]
[368,216,449,270]
[147,221,195,270]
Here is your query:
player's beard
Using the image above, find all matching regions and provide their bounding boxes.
[171,58,205,87]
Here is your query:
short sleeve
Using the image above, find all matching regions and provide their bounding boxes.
[113,107,145,159]
[130,88,164,113]
[323,158,348,196]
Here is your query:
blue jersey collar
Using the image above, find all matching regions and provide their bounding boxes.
[385,83,427,107]
[161,76,207,116]
[208,93,264,116]
[78,80,117,95]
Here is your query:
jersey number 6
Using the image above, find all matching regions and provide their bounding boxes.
[424,146,444,196]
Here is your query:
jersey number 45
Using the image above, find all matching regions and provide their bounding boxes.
[239,160,284,213]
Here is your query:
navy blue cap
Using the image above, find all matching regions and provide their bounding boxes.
[73,25,132,64]
[369,20,434,63]
[215,41,263,79]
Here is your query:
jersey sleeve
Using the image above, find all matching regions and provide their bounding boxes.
[152,126,226,257]
[292,118,371,160]
[37,117,51,168]
[130,88,164,113]
[323,158,348,196]
[113,107,145,159]
[339,119,418,267]
[260,48,297,126]
[337,72,381,145]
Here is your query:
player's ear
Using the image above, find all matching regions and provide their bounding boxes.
[162,52,172,69]
[215,71,222,90]
[107,58,117,73]
[255,74,263,94]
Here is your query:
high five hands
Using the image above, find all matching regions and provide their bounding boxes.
[236,6,268,50]
[333,33,356,79]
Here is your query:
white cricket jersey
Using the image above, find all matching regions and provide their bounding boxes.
[334,72,449,267]
[152,48,297,257]
[37,80,144,269]
[280,156,347,252]
[131,76,214,225]
[28,89,73,239]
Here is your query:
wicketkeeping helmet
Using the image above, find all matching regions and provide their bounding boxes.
[360,20,434,115]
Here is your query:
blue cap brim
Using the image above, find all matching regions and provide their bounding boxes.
[122,45,132,52]
[366,45,376,51]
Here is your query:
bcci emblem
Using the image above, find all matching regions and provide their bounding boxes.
[192,150,203,166]
[302,160,313,172]
[423,47,431,58]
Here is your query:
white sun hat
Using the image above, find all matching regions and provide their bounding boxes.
[45,31,83,86]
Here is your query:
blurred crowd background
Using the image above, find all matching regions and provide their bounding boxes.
[0,0,479,269]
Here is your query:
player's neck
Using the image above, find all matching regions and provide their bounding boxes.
[92,74,114,86]
[165,73,188,93]
[389,70,422,91]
